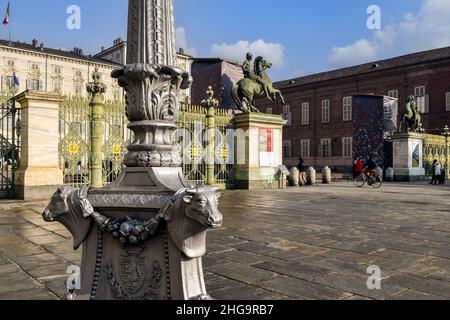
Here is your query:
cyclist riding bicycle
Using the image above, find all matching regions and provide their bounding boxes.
[363,157,378,180]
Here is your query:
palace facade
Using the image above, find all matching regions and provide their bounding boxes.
[0,38,193,103]
[0,39,123,103]
[258,46,450,172]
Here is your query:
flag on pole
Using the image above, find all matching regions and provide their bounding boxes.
[13,72,19,86]
[3,1,10,25]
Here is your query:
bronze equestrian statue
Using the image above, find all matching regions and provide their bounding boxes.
[232,53,285,113]
[399,95,423,132]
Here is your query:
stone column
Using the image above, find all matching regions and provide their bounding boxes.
[15,90,63,200]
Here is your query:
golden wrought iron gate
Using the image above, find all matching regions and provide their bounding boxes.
[177,103,235,186]
[0,97,21,198]
[423,133,449,180]
[59,100,235,187]
[59,98,130,188]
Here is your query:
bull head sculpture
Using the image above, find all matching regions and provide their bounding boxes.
[183,187,223,228]
[42,186,92,250]
[165,186,223,259]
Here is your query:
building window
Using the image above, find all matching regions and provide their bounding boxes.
[2,75,16,93]
[53,81,62,93]
[343,96,352,122]
[388,90,398,99]
[113,90,121,103]
[75,70,83,78]
[266,107,273,115]
[7,60,14,67]
[415,86,425,97]
[28,79,40,90]
[415,86,429,113]
[301,103,310,126]
[320,138,332,157]
[54,66,62,75]
[321,99,330,124]
[342,137,353,157]
[283,140,292,158]
[282,105,292,126]
[74,83,83,95]
[446,92,450,112]
[300,139,310,158]
[30,63,39,71]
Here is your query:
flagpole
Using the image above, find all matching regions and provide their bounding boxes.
[5,0,11,44]
[9,0,11,43]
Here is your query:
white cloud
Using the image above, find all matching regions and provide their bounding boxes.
[175,27,197,56]
[328,0,450,66]
[210,39,285,69]
[328,39,378,65]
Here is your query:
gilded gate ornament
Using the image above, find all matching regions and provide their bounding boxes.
[87,67,107,189]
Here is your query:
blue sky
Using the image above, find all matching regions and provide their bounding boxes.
[2,0,450,80]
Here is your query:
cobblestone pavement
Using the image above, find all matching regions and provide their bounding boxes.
[1,182,450,300]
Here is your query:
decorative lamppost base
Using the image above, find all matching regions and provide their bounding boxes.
[43,167,222,300]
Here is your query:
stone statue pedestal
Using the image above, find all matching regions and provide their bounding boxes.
[234,113,286,189]
[392,132,425,182]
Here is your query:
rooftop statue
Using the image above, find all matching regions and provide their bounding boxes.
[232,52,285,113]
[399,95,423,132]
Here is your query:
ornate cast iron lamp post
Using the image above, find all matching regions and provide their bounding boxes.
[42,0,222,300]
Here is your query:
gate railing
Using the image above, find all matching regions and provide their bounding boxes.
[59,100,235,188]
[0,97,21,198]
[422,133,449,180]
[59,99,131,188]
[178,103,235,186]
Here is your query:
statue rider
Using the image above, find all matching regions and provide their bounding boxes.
[242,52,271,100]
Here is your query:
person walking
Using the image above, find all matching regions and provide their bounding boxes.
[430,160,437,184]
[297,158,307,187]
[433,160,442,185]
[439,165,446,185]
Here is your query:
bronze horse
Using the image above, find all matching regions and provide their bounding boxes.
[232,56,285,113]
[399,96,422,132]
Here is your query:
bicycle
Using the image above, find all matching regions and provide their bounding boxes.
[354,172,383,188]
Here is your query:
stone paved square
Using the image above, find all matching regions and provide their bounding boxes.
[1,182,450,300]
